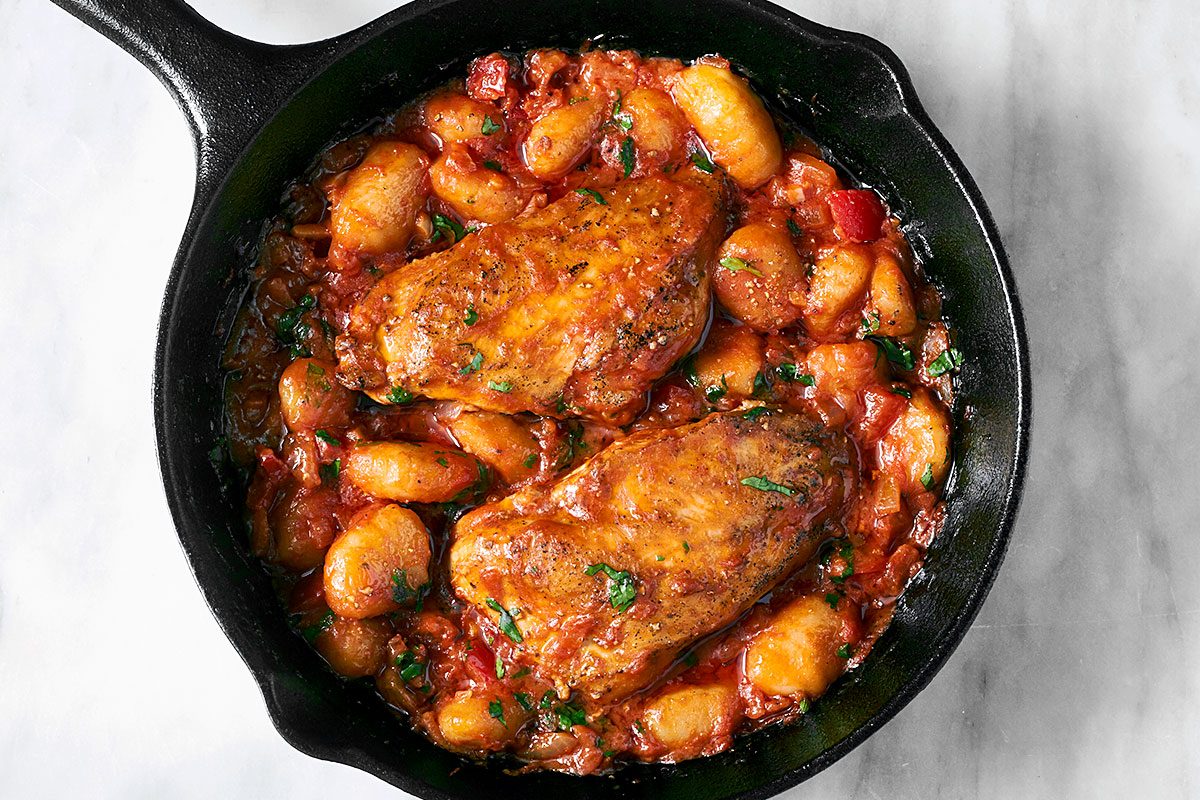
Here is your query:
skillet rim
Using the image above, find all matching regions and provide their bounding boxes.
[150,0,1031,795]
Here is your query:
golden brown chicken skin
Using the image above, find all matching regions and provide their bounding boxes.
[335,173,727,425]
[449,407,855,708]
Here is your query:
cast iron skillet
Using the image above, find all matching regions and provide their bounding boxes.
[51,0,1030,796]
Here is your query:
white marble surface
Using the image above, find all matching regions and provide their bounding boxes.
[1,0,1197,796]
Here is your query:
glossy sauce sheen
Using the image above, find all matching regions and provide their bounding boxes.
[222,47,958,775]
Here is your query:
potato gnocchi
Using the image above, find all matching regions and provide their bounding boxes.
[222,46,960,776]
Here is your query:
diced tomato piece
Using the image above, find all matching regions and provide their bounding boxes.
[467,53,510,101]
[828,189,886,243]
[854,386,909,446]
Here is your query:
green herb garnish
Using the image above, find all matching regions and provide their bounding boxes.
[514,692,534,712]
[927,347,964,377]
[719,255,763,277]
[460,350,484,375]
[481,115,501,135]
[920,463,935,489]
[384,385,414,405]
[464,305,479,326]
[837,643,853,659]
[575,187,608,205]
[585,563,637,613]
[554,701,587,731]
[488,379,513,393]
[431,213,467,243]
[619,136,636,177]
[300,610,333,643]
[890,386,913,399]
[775,363,815,386]
[315,429,340,446]
[690,151,715,173]
[482,160,503,171]
[488,699,506,726]
[787,218,803,237]
[825,592,841,610]
[867,336,915,370]
[395,650,425,682]
[485,597,524,643]
[741,475,797,496]
[522,453,537,468]
[742,407,771,421]
[318,459,341,482]
[276,293,316,339]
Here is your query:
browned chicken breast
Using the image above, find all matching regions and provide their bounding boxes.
[449,408,855,707]
[336,174,727,425]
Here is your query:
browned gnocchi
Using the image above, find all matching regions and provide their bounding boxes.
[224,45,959,778]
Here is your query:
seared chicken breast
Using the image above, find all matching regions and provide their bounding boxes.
[449,408,855,706]
[336,174,727,424]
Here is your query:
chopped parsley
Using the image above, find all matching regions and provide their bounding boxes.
[920,463,935,489]
[742,407,771,421]
[276,293,316,339]
[481,115,501,136]
[431,213,466,243]
[826,539,855,584]
[798,698,810,713]
[436,457,449,467]
[391,570,430,607]
[395,650,425,682]
[555,420,587,470]
[719,255,763,277]
[488,379,513,393]
[927,347,964,377]
[704,375,729,403]
[522,453,538,468]
[512,666,532,680]
[837,643,853,659]
[494,654,505,679]
[514,692,534,712]
[585,563,637,613]
[482,160,503,171]
[485,597,524,643]
[787,218,803,237]
[861,312,881,334]
[540,690,556,710]
[682,541,691,553]
[866,336,915,370]
[459,350,484,375]
[488,699,506,726]
[619,136,636,177]
[315,429,340,446]
[299,610,333,643]
[575,187,607,205]
[464,305,479,326]
[318,459,341,483]
[554,701,587,731]
[752,370,771,398]
[825,591,841,610]
[690,151,716,173]
[741,475,797,496]
[776,363,815,386]
[384,385,414,405]
[890,386,913,399]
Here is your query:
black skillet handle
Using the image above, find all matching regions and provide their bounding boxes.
[50,0,342,186]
